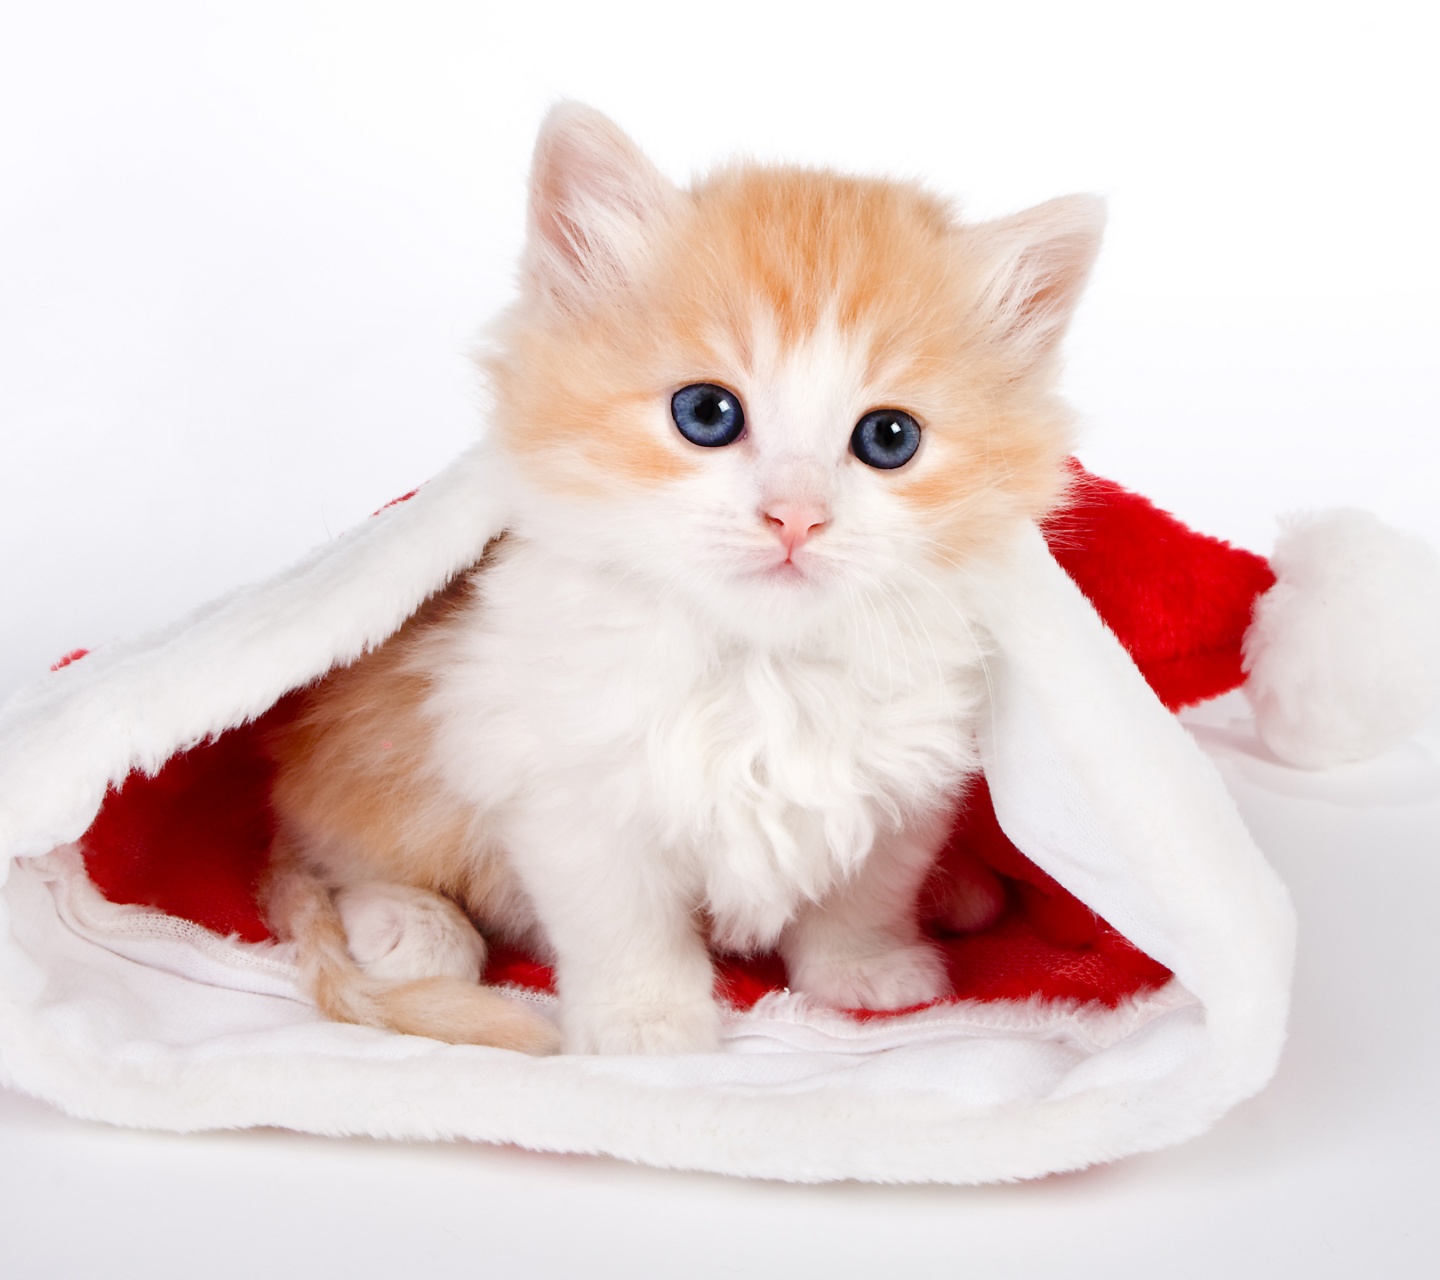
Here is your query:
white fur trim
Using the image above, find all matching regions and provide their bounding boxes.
[0,440,510,865]
[1244,510,1440,769]
[0,452,1295,1184]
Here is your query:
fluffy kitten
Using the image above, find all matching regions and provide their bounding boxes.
[264,104,1103,1056]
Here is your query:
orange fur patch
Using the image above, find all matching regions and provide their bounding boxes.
[267,566,528,934]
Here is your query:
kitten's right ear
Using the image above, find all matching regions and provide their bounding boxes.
[965,194,1106,375]
[523,103,679,314]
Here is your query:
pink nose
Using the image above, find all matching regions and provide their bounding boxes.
[762,503,829,556]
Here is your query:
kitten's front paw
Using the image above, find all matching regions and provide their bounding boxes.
[792,941,949,1011]
[562,997,723,1055]
[934,853,1007,934]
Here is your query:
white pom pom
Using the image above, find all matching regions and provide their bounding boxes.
[1243,511,1440,768]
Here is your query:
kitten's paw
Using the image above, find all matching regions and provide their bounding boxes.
[562,997,723,1056]
[335,882,486,984]
[792,941,950,1011]
[935,857,1007,933]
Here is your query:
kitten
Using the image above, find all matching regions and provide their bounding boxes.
[263,104,1103,1056]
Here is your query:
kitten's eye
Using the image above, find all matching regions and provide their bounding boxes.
[671,383,745,448]
[851,409,921,470]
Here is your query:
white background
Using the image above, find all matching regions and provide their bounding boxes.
[1,2,1437,1276]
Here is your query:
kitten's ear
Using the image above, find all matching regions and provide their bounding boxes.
[966,195,1106,373]
[523,103,679,314]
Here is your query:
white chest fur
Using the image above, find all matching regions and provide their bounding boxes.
[424,538,989,949]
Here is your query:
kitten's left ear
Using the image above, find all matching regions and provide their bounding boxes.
[966,195,1106,373]
[523,103,680,314]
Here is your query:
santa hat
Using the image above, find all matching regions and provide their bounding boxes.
[1049,464,1440,764]
[0,448,1434,1183]
[938,465,1440,955]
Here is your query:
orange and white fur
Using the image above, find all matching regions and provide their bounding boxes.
[264,105,1104,1057]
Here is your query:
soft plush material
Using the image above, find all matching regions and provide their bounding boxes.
[1,446,1402,1184]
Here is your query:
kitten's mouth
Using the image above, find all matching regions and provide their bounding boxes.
[757,553,816,584]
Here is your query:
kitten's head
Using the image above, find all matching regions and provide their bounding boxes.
[485,104,1102,642]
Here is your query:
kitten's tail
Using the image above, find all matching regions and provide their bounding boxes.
[264,859,560,1056]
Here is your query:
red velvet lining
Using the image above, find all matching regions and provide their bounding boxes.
[74,465,1269,1014]
[78,719,1171,1010]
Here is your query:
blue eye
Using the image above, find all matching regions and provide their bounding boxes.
[851,409,921,470]
[671,383,745,447]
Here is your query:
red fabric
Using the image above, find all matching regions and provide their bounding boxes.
[1046,464,1276,711]
[82,720,278,944]
[74,465,1274,1012]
